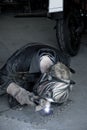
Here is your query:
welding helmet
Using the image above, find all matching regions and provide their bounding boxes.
[33,62,75,104]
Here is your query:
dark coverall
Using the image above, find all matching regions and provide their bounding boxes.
[0,43,70,107]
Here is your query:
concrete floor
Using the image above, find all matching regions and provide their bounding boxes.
[0,14,87,130]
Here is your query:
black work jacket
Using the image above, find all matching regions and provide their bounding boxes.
[0,42,70,92]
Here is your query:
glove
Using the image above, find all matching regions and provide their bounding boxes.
[7,82,38,106]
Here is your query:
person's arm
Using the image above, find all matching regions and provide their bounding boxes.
[39,55,54,73]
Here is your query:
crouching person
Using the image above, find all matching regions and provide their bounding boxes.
[0,42,75,109]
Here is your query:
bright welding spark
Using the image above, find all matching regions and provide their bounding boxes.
[44,106,50,113]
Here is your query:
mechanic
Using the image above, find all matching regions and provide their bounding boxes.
[0,42,75,109]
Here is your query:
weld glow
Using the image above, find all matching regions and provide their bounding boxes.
[44,101,51,114]
[44,106,50,113]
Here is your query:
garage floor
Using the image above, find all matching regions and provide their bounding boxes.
[0,14,87,130]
